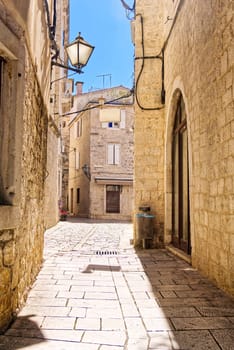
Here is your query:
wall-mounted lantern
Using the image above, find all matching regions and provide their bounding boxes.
[52,33,94,74]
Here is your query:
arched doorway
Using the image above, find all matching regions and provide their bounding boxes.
[172,94,191,254]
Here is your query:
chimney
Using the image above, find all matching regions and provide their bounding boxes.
[75,81,83,95]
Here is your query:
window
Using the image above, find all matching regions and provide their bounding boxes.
[0,58,3,105]
[0,56,17,205]
[108,122,119,128]
[101,109,126,129]
[120,110,126,128]
[0,58,4,203]
[75,149,80,169]
[70,188,74,213]
[106,185,120,213]
[107,144,120,165]
[77,188,80,204]
[74,119,82,138]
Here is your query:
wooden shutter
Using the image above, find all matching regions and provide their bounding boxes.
[75,150,80,169]
[114,144,120,164]
[107,144,114,164]
[120,110,126,128]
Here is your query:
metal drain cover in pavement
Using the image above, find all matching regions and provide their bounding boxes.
[96,250,118,255]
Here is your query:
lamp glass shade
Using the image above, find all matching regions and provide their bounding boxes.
[66,35,94,68]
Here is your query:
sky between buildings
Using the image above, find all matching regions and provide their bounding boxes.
[69,0,134,93]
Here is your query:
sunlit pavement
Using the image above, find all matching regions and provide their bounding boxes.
[0,218,234,349]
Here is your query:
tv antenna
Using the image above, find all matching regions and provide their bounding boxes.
[96,74,112,89]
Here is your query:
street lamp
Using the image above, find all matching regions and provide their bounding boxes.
[66,33,94,73]
[52,33,94,74]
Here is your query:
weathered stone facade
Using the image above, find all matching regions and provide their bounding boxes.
[0,0,53,331]
[44,0,70,227]
[133,0,234,295]
[69,86,134,221]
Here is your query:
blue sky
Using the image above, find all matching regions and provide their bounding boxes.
[69,0,134,92]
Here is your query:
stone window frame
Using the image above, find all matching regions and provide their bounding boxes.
[0,55,17,205]
[0,25,24,229]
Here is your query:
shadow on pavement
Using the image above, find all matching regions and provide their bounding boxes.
[0,315,45,349]
[82,264,121,273]
[135,248,234,350]
[65,216,132,224]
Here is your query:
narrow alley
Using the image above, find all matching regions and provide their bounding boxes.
[0,219,233,350]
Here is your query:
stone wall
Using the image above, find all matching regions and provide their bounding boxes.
[133,0,234,295]
[163,0,234,295]
[134,0,165,246]
[0,0,50,331]
[0,52,48,331]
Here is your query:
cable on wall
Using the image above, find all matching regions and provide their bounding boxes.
[120,0,136,20]
[134,14,165,110]
[134,0,185,111]
[54,89,134,118]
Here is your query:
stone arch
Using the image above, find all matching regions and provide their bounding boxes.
[164,77,194,255]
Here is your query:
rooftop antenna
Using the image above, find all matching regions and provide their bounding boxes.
[96,74,112,89]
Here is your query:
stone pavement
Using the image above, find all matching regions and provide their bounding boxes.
[0,218,234,349]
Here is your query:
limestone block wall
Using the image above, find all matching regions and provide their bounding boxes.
[44,125,60,228]
[69,110,91,216]
[134,0,234,295]
[0,1,50,331]
[134,0,165,246]
[163,0,233,296]
[0,53,48,331]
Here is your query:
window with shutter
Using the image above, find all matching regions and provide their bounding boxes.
[107,144,120,165]
[120,110,126,128]
[107,144,114,164]
[75,149,80,169]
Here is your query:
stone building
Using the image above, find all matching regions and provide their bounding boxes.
[132,0,234,296]
[68,85,134,220]
[44,0,71,225]
[0,0,68,331]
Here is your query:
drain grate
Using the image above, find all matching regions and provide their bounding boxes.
[96,250,118,255]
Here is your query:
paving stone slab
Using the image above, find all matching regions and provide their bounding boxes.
[149,331,173,349]
[75,318,101,330]
[10,316,44,329]
[33,284,71,291]
[101,318,126,331]
[100,347,124,350]
[5,329,84,342]
[211,329,234,350]
[127,336,149,350]
[144,318,174,331]
[82,330,126,346]
[41,316,76,330]
[139,306,201,318]
[196,306,234,317]
[18,306,71,317]
[171,316,234,330]
[86,307,123,318]
[168,330,221,350]
[26,297,67,307]
[157,297,213,307]
[0,335,99,350]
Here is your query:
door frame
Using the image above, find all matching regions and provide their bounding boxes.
[164,84,193,255]
[172,95,191,254]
